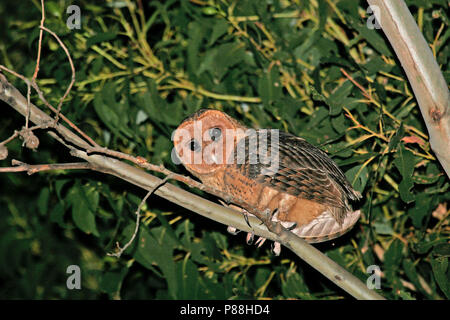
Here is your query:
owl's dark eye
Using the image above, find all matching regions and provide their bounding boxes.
[209,127,222,141]
[189,139,201,152]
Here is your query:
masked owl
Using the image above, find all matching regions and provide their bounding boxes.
[173,109,361,255]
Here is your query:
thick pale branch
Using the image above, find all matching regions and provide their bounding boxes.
[367,0,450,177]
[0,73,385,300]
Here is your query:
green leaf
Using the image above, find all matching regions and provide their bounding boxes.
[49,202,67,228]
[331,113,347,133]
[55,179,71,199]
[68,185,99,237]
[46,2,62,18]
[373,221,394,235]
[402,259,420,288]
[93,90,122,138]
[317,0,328,31]
[281,271,309,299]
[100,269,128,295]
[258,65,282,107]
[209,19,228,45]
[86,32,117,48]
[431,257,450,298]
[398,290,415,300]
[394,145,416,203]
[177,258,200,299]
[345,164,369,193]
[388,124,405,152]
[126,224,178,299]
[201,276,227,299]
[187,22,204,76]
[349,17,392,57]
[414,237,448,255]
[433,243,450,257]
[37,188,50,216]
[412,174,441,184]
[385,239,404,271]
[327,82,355,116]
[198,42,246,80]
[141,80,183,127]
[338,153,375,166]
[83,185,100,213]
[408,192,431,228]
[364,56,392,76]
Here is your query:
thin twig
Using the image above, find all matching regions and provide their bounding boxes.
[40,26,76,124]
[340,68,371,100]
[0,123,51,148]
[0,65,98,148]
[0,65,30,83]
[32,0,45,81]
[0,160,93,175]
[25,81,31,130]
[0,131,20,146]
[107,174,173,258]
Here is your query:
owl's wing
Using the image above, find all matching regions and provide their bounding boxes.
[233,130,361,223]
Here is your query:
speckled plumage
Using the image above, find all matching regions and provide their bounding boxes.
[173,109,362,251]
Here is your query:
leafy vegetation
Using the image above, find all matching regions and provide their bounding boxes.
[0,0,448,299]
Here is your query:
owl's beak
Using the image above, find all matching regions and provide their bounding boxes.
[210,152,219,164]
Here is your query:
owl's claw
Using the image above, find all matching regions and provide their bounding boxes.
[270,208,279,219]
[271,242,281,256]
[246,232,254,245]
[255,237,266,248]
[285,222,297,231]
[227,226,240,235]
[226,207,283,255]
[244,212,252,228]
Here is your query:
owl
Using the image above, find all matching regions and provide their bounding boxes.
[173,109,362,255]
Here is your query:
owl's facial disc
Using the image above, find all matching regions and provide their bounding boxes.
[173,110,246,175]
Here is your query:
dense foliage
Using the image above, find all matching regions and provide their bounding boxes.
[0,0,448,299]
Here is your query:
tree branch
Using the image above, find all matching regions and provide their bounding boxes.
[0,160,93,174]
[367,0,450,177]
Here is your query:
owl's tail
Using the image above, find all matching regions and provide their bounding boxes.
[274,209,361,244]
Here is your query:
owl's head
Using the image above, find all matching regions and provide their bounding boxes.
[173,109,247,176]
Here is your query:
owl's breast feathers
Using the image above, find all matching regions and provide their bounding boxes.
[215,130,362,242]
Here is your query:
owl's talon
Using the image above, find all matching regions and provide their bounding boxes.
[227,226,240,235]
[286,222,297,231]
[271,242,281,256]
[246,232,254,245]
[244,213,252,228]
[270,208,279,219]
[255,237,266,248]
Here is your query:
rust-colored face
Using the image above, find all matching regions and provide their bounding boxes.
[173,109,247,176]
